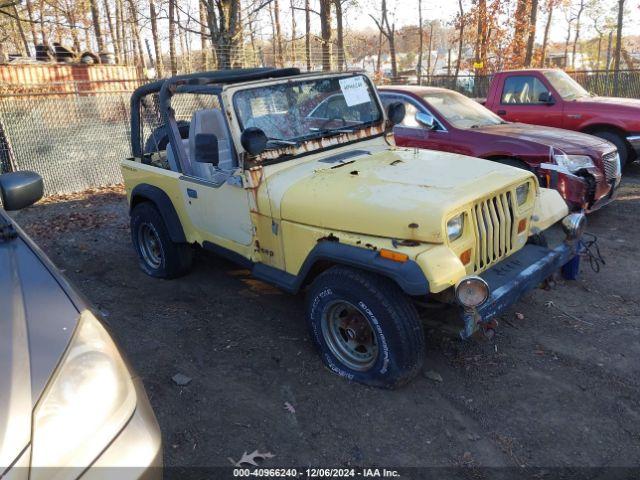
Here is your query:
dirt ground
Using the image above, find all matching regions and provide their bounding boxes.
[12,163,640,477]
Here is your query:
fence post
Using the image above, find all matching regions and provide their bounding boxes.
[0,110,18,174]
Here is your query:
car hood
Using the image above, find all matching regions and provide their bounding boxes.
[575,96,640,109]
[268,147,533,243]
[476,123,611,151]
[0,213,78,470]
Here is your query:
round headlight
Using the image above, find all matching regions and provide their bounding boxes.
[455,276,490,308]
[561,213,586,240]
[447,214,464,242]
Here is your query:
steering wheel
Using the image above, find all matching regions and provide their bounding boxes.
[318,116,347,130]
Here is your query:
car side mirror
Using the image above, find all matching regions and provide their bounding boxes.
[386,102,406,126]
[538,92,555,105]
[0,171,44,211]
[193,133,219,166]
[241,127,268,156]
[415,112,436,129]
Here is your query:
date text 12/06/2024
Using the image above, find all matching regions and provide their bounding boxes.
[233,468,401,478]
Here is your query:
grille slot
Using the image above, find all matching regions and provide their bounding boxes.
[471,191,516,272]
[602,151,620,181]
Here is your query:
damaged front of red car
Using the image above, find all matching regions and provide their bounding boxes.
[379,86,622,213]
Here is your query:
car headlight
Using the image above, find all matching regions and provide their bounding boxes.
[553,152,595,172]
[31,310,136,478]
[516,183,530,206]
[447,214,464,242]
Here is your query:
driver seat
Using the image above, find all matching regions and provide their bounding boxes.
[186,109,236,181]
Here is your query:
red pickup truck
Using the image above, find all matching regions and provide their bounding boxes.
[483,69,640,168]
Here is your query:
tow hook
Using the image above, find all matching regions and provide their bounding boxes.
[459,307,498,341]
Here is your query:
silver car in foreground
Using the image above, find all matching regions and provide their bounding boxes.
[0,171,162,480]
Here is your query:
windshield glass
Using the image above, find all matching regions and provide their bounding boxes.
[233,75,382,145]
[422,90,503,128]
[543,70,590,100]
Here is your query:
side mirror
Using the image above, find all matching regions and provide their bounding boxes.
[193,133,219,165]
[241,127,268,156]
[0,171,44,211]
[386,102,406,126]
[538,92,555,105]
[415,112,436,129]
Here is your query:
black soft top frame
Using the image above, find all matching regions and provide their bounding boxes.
[130,68,301,159]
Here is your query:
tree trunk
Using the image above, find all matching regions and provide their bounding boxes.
[613,0,624,95]
[319,0,332,71]
[150,1,164,74]
[426,22,433,80]
[475,0,486,74]
[571,0,585,69]
[12,6,31,57]
[274,0,284,67]
[116,0,127,63]
[104,0,120,62]
[512,0,529,65]
[524,0,538,67]
[540,1,553,67]
[305,0,311,71]
[454,0,464,80]
[38,0,48,45]
[376,30,382,73]
[595,34,602,69]
[417,0,423,85]
[198,1,209,70]
[89,0,105,52]
[168,0,178,74]
[24,0,39,46]
[290,0,297,65]
[334,0,345,71]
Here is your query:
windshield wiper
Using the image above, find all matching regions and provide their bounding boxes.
[265,137,300,149]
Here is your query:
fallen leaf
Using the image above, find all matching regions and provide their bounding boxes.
[284,402,296,414]
[228,450,275,467]
[515,312,524,320]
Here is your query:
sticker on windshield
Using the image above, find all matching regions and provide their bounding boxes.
[339,76,371,107]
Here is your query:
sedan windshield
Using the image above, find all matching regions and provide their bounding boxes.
[422,90,503,129]
[543,70,590,100]
[233,75,382,145]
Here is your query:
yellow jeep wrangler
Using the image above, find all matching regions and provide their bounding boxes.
[122,68,585,388]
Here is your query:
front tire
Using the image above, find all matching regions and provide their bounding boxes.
[306,266,425,389]
[130,202,193,278]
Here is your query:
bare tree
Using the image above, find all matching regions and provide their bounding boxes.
[334,0,345,70]
[319,0,332,71]
[539,0,556,67]
[89,0,105,52]
[524,0,538,67]
[370,0,397,79]
[274,0,284,67]
[454,0,465,80]
[571,0,585,68]
[150,0,164,74]
[612,0,624,94]
[104,0,120,62]
[304,0,311,70]
[417,0,423,84]
[168,0,178,74]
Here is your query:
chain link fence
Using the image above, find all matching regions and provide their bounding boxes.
[0,87,134,195]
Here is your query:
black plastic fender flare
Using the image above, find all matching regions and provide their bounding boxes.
[130,184,186,243]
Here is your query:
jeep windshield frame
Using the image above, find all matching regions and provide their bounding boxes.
[230,73,386,164]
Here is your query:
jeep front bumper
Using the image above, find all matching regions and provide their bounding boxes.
[458,235,579,340]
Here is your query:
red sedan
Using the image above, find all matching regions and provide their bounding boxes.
[379,86,621,212]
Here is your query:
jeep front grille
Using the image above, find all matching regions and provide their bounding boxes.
[471,191,517,272]
[602,151,620,181]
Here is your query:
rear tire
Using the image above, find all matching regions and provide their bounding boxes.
[591,130,630,169]
[305,266,425,389]
[130,202,192,278]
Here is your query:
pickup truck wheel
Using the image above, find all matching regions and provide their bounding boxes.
[130,202,192,278]
[306,266,425,389]
[591,131,629,169]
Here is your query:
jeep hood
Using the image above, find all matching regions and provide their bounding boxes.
[269,148,533,243]
[0,213,78,470]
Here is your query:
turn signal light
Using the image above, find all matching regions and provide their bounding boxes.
[380,249,409,263]
[460,249,472,265]
[517,219,527,234]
